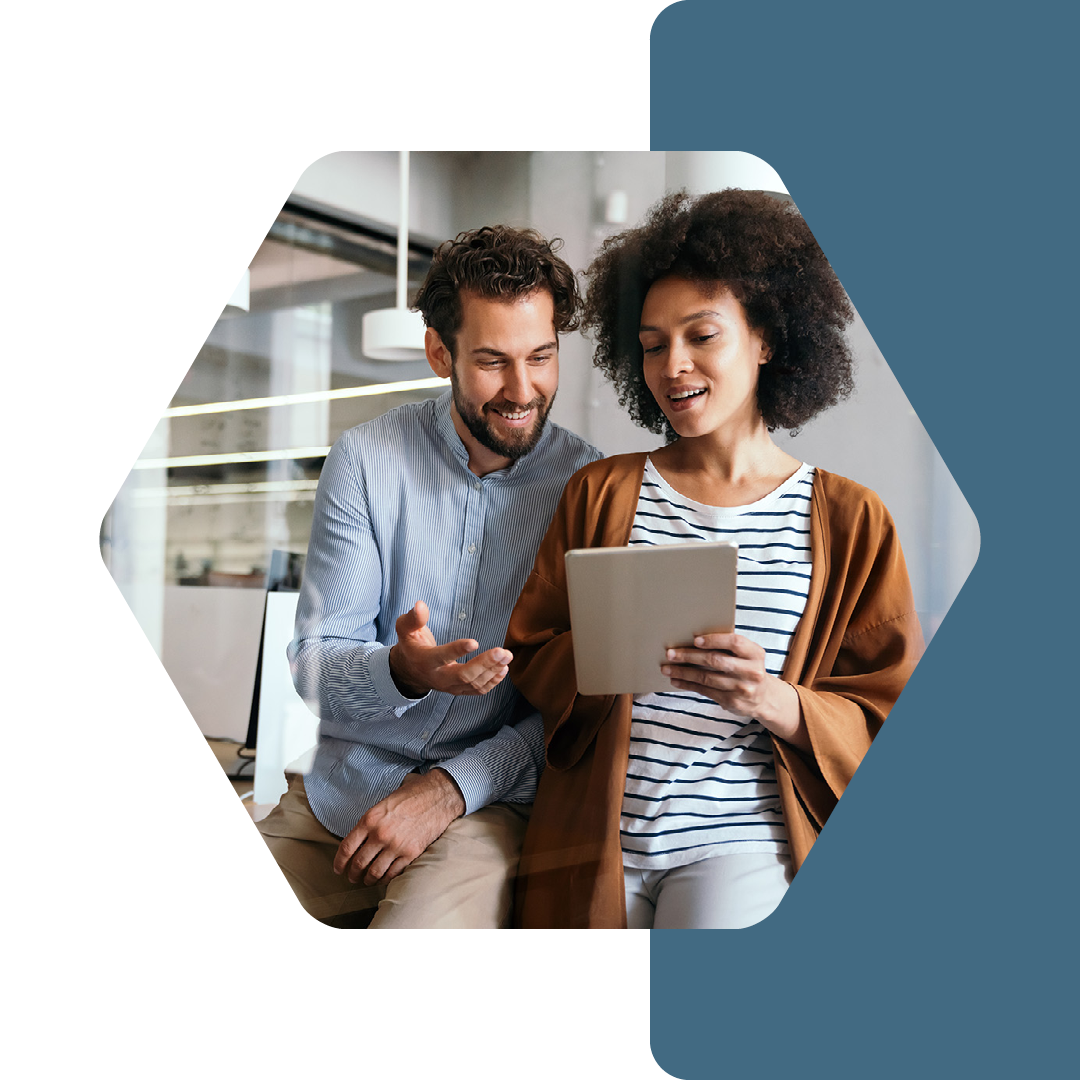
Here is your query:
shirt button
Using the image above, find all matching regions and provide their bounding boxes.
[468,543,476,553]
[473,481,482,491]
[458,611,467,620]
[420,731,430,740]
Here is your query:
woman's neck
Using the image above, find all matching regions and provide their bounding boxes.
[651,426,802,507]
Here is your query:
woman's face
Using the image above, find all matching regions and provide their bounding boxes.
[639,276,772,442]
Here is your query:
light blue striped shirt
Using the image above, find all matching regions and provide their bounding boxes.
[289,390,601,838]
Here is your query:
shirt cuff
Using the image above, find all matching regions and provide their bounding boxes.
[367,645,430,713]
[436,752,495,816]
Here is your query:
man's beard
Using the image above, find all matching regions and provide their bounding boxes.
[450,368,555,461]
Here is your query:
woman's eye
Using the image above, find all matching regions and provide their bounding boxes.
[641,343,663,355]
[693,333,717,344]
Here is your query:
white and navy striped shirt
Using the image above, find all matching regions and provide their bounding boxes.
[290,391,601,838]
[621,458,815,869]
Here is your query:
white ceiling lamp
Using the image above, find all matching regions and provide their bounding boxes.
[362,150,427,360]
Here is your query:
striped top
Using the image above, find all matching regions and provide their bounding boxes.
[621,458,815,870]
[289,391,601,839]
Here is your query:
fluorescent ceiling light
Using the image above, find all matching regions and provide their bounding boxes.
[165,376,447,418]
[131,480,320,498]
[136,490,318,508]
[126,481,322,507]
[132,447,332,470]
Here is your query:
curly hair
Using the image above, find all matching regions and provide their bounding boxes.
[413,225,580,357]
[582,189,855,437]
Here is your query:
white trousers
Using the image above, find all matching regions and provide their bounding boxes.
[624,851,793,929]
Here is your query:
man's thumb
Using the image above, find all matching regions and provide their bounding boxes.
[398,600,429,635]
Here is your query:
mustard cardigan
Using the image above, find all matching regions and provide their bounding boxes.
[506,454,925,929]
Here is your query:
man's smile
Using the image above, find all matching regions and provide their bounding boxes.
[487,400,542,426]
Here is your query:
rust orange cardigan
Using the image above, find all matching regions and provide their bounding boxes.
[505,454,924,929]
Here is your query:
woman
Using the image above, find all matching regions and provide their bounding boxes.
[505,189,924,929]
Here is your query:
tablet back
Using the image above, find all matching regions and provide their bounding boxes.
[565,542,737,696]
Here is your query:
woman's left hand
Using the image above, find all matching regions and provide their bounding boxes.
[662,633,809,749]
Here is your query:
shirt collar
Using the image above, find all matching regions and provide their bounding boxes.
[434,390,469,466]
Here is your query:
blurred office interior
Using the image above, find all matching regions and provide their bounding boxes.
[99,151,978,800]
[0,150,980,928]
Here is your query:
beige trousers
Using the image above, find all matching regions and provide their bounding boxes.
[256,775,530,929]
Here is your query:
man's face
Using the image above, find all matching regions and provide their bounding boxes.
[427,289,560,470]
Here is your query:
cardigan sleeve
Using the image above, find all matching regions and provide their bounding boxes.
[505,477,619,771]
[775,493,925,827]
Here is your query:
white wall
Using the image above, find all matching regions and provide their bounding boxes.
[292,150,466,242]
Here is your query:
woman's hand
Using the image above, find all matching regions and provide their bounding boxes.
[661,632,810,751]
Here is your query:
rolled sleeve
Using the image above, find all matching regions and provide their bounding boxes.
[367,644,431,714]
[437,708,545,814]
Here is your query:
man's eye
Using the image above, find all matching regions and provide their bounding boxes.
[530,355,552,364]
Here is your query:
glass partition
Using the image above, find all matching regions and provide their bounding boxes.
[102,203,441,602]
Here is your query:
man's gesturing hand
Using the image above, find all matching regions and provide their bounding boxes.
[388,600,511,699]
[333,768,467,886]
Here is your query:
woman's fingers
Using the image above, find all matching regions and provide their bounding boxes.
[663,648,754,676]
[665,633,767,675]
[662,663,739,688]
[662,637,772,717]
[689,632,760,657]
[662,663,769,718]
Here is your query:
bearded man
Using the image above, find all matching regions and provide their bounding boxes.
[257,226,601,928]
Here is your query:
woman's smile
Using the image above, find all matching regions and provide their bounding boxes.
[666,384,708,410]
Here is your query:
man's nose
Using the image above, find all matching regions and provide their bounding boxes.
[503,363,533,404]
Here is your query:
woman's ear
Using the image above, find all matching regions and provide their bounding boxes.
[758,333,774,365]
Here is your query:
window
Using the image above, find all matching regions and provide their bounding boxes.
[103,201,441,601]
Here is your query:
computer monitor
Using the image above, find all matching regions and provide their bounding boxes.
[243,550,305,752]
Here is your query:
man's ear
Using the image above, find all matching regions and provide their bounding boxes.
[426,327,452,379]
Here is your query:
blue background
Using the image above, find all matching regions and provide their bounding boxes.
[6,2,1071,1080]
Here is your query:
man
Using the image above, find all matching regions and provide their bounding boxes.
[257,225,601,928]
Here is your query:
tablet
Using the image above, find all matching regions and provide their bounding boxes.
[565,542,738,696]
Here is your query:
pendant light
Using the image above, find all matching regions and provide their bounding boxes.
[362,150,428,360]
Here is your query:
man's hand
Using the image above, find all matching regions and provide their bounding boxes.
[333,769,467,886]
[388,600,512,698]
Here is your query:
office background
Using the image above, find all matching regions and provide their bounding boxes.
[101,150,977,760]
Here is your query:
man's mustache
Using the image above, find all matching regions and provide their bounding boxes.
[484,396,547,413]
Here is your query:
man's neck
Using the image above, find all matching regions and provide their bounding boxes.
[449,404,514,477]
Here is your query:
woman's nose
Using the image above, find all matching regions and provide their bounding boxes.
[663,341,693,378]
